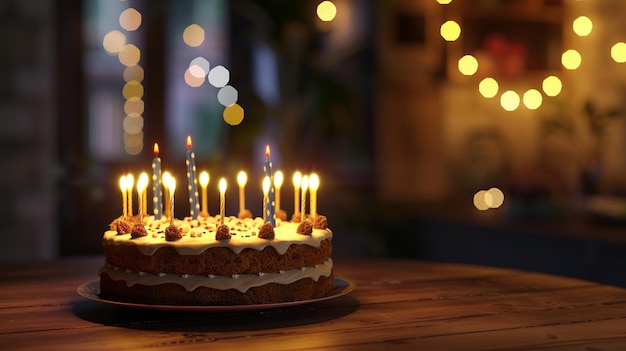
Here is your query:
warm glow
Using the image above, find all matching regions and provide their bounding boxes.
[168,177,176,194]
[187,135,192,149]
[219,178,227,194]
[124,97,144,117]
[183,24,205,47]
[309,173,320,191]
[265,145,271,158]
[119,8,142,31]
[274,171,284,188]
[137,172,149,192]
[440,20,461,42]
[119,175,127,192]
[437,0,453,4]
[103,30,126,54]
[522,89,543,110]
[317,1,337,22]
[153,143,159,156]
[223,104,244,126]
[218,85,238,107]
[301,175,309,192]
[123,65,144,83]
[184,67,205,87]
[162,171,172,187]
[122,81,144,99]
[293,171,302,188]
[542,76,562,97]
[573,16,592,37]
[237,171,247,187]
[126,173,135,191]
[262,176,271,195]
[485,187,505,208]
[473,190,489,211]
[500,90,520,111]
[561,49,582,70]
[118,44,141,67]
[479,77,499,98]
[458,55,478,75]
[208,65,230,88]
[611,42,626,63]
[199,171,209,188]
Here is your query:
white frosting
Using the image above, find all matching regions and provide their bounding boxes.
[101,259,333,293]
[104,215,332,255]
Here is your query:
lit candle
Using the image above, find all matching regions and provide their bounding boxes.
[162,171,172,218]
[126,173,134,217]
[152,143,163,220]
[274,170,283,213]
[219,178,227,225]
[137,173,149,220]
[168,177,176,225]
[293,171,301,217]
[120,175,128,217]
[262,176,270,222]
[263,145,276,226]
[300,175,309,222]
[186,136,200,220]
[237,171,247,214]
[309,173,319,218]
[199,171,209,216]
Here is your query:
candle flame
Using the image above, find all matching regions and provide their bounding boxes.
[309,173,319,191]
[262,176,271,195]
[199,171,209,188]
[265,145,270,158]
[187,135,192,149]
[301,175,309,192]
[274,170,284,187]
[237,171,247,187]
[138,172,149,191]
[153,143,159,156]
[293,171,302,188]
[120,175,127,191]
[126,173,134,189]
[162,171,172,184]
[219,178,227,194]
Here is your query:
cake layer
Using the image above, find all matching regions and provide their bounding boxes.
[104,239,332,275]
[100,269,335,305]
[100,258,333,292]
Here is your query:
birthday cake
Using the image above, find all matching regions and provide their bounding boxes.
[99,213,332,305]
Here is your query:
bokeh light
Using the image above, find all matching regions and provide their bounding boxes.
[561,49,582,70]
[437,0,453,4]
[485,188,505,208]
[103,30,126,54]
[573,16,592,37]
[124,97,144,117]
[184,67,205,87]
[119,8,142,31]
[458,55,478,75]
[123,65,144,83]
[208,65,230,87]
[123,115,144,134]
[611,42,626,63]
[124,132,143,155]
[317,1,337,22]
[440,20,461,42]
[118,44,141,67]
[122,80,144,99]
[217,85,238,107]
[478,77,499,98]
[473,190,489,211]
[542,75,562,97]
[522,89,543,110]
[223,103,244,126]
[500,90,520,111]
[189,57,210,78]
[183,24,205,47]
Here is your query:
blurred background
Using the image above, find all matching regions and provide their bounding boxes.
[3,0,626,286]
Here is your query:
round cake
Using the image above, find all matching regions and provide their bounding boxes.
[100,214,333,305]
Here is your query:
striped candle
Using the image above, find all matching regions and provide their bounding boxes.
[152,143,163,220]
[185,136,200,220]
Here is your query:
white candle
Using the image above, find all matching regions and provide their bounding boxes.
[199,171,209,216]
[309,173,319,218]
[293,171,301,216]
[138,172,149,217]
[262,176,270,222]
[237,171,247,214]
[168,177,176,225]
[219,178,227,225]
[120,175,128,217]
[274,170,283,213]
[126,173,134,217]
[300,175,309,222]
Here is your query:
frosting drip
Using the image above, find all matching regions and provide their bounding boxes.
[101,259,333,293]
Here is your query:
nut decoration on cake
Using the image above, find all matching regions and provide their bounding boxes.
[99,141,333,305]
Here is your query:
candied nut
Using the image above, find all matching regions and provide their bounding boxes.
[216,224,231,240]
[296,220,313,235]
[116,220,132,235]
[313,215,328,229]
[258,222,275,239]
[130,223,148,238]
[165,224,182,241]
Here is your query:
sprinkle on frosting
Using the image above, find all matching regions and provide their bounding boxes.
[258,222,275,239]
[296,220,313,235]
[130,223,148,238]
[165,224,182,241]
[216,224,231,240]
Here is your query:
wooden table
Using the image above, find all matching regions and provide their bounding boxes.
[2,256,626,350]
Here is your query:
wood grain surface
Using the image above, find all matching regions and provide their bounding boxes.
[1,256,626,350]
